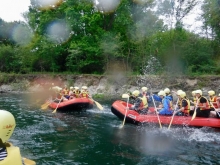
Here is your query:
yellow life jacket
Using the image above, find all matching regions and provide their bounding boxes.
[138,96,148,109]
[0,145,23,165]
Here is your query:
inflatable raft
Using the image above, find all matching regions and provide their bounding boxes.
[111,100,220,128]
[49,98,94,111]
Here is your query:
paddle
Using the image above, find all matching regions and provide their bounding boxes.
[151,96,162,128]
[52,97,62,113]
[191,97,199,121]
[168,98,179,130]
[23,157,36,165]
[120,93,130,128]
[90,98,103,110]
[41,101,51,110]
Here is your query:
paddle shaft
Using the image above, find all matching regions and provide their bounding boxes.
[91,98,103,110]
[168,98,179,130]
[152,96,162,128]
[121,97,129,127]
[191,97,199,121]
[52,97,62,113]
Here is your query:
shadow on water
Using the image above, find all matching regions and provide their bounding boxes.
[0,93,220,165]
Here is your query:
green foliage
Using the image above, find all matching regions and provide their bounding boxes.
[0,0,219,76]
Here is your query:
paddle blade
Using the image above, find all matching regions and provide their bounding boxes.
[191,110,196,121]
[41,102,51,110]
[122,94,129,99]
[23,157,36,165]
[52,108,57,113]
[41,104,50,110]
[94,101,103,110]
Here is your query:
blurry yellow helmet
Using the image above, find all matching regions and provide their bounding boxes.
[132,90,140,97]
[208,90,215,96]
[70,86,74,90]
[192,91,196,95]
[158,90,165,96]
[177,90,183,95]
[179,91,186,98]
[0,110,16,143]
[164,88,170,94]
[81,86,88,90]
[141,87,148,92]
[195,90,202,95]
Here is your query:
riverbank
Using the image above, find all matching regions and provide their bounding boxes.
[1,73,220,97]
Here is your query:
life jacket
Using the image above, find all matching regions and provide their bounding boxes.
[0,145,23,165]
[198,96,211,110]
[179,98,190,114]
[209,96,218,108]
[137,96,148,110]
[80,91,88,98]
[74,90,80,98]
[63,89,69,96]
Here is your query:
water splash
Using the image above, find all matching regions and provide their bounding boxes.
[136,55,163,90]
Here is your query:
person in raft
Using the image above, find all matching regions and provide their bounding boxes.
[80,86,90,98]
[128,90,148,114]
[208,90,218,109]
[189,90,197,110]
[0,110,25,164]
[164,88,173,102]
[173,91,190,116]
[141,87,151,103]
[189,90,213,118]
[152,90,173,115]
[62,85,70,100]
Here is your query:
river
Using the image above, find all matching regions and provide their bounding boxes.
[1,93,220,165]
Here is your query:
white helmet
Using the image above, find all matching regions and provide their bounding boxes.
[164,88,170,94]
[192,91,196,96]
[158,90,165,97]
[0,110,16,143]
[81,86,88,90]
[195,90,202,95]
[70,86,74,90]
[176,90,183,95]
[141,87,148,92]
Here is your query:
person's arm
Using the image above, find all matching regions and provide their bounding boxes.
[152,94,162,102]
[129,98,142,110]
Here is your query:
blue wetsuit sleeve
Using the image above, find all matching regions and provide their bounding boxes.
[152,94,162,102]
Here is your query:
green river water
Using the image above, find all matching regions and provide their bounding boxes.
[1,93,220,165]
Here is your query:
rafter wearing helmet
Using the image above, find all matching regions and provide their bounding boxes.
[128,90,148,114]
[208,90,218,109]
[174,91,190,116]
[152,90,173,115]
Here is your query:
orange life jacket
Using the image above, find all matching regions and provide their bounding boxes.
[198,96,211,110]
[179,98,190,114]
[209,96,218,108]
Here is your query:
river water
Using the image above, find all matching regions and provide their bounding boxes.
[1,93,220,165]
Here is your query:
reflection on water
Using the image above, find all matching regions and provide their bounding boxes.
[0,93,220,165]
